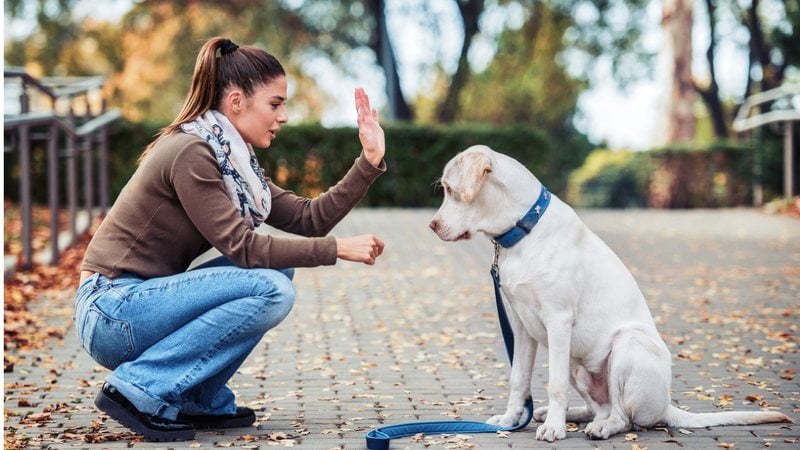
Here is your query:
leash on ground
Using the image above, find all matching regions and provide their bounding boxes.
[364,258,534,449]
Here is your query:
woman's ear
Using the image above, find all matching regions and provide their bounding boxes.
[222,88,244,114]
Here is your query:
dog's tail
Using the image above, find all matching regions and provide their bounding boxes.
[664,405,792,428]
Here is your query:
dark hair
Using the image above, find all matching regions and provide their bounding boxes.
[141,37,285,160]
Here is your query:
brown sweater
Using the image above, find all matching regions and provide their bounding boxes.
[81,133,385,279]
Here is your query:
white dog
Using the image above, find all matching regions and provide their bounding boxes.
[429,145,791,442]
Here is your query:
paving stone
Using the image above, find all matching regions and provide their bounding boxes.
[4,209,798,449]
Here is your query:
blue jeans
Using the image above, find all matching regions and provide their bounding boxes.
[74,256,295,420]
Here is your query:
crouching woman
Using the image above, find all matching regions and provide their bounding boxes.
[74,37,385,441]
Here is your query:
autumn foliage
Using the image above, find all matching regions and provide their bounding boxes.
[4,218,95,373]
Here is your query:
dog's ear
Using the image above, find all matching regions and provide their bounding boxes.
[461,152,493,203]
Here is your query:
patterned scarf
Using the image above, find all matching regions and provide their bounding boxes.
[181,110,270,229]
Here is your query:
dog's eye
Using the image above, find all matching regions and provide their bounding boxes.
[445,186,452,196]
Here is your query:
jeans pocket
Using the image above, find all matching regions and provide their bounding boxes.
[84,306,135,370]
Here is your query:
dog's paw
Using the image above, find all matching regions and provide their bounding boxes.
[486,410,521,428]
[533,405,548,422]
[583,420,614,440]
[535,420,566,442]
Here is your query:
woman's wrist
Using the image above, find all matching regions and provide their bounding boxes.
[364,151,383,168]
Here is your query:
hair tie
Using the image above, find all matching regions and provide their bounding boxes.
[220,39,239,56]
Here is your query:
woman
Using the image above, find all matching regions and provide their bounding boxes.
[75,37,386,442]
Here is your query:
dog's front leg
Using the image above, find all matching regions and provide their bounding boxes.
[536,312,573,442]
[486,307,537,428]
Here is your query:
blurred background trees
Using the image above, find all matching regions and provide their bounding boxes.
[4,0,799,207]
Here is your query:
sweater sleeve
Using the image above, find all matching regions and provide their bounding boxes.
[265,153,386,236]
[171,141,338,269]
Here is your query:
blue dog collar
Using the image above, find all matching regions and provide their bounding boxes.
[493,186,551,248]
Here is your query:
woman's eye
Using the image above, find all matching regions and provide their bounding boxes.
[445,186,452,195]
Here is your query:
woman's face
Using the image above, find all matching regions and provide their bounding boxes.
[229,76,288,148]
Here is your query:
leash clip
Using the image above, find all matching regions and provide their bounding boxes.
[492,241,501,284]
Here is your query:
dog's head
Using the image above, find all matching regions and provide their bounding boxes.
[429,145,497,241]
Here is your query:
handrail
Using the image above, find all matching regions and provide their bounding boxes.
[731,83,799,201]
[3,109,122,137]
[4,66,58,101]
[732,83,800,132]
[3,112,58,128]
[76,110,122,135]
[4,67,119,272]
[42,75,107,98]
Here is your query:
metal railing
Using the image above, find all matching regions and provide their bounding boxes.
[733,83,800,202]
[4,67,121,270]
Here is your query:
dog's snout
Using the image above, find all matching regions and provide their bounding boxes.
[429,220,439,232]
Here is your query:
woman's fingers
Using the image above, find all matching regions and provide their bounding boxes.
[336,235,385,265]
[354,88,385,167]
[373,236,385,257]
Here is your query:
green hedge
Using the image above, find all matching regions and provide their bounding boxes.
[8,118,790,210]
[567,143,760,208]
[566,150,652,208]
[68,121,587,207]
[261,123,591,207]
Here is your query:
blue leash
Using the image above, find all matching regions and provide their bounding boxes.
[364,263,534,449]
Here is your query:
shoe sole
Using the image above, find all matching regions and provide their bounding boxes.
[192,416,256,429]
[95,390,196,442]
[186,410,256,429]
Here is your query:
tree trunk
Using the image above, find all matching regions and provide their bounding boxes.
[436,0,484,123]
[745,0,786,94]
[694,0,728,139]
[662,0,696,144]
[369,0,413,120]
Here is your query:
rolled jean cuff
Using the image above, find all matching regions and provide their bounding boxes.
[105,374,181,421]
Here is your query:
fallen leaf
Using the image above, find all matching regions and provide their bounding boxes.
[717,394,734,407]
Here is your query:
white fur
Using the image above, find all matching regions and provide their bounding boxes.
[429,145,791,442]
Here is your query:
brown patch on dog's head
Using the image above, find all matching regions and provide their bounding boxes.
[459,150,493,203]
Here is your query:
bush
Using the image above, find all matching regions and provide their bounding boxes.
[3,120,591,208]
[249,122,591,207]
[568,143,755,208]
[646,143,752,208]
[566,150,650,208]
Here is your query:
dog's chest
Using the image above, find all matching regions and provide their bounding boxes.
[496,236,570,347]
[500,278,549,346]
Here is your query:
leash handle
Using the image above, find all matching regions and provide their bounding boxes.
[364,267,533,449]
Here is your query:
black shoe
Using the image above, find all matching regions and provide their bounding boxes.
[178,407,256,429]
[95,383,195,442]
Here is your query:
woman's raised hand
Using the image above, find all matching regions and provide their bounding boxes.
[355,88,385,167]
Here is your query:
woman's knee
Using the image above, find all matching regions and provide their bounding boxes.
[269,271,295,315]
[251,270,295,325]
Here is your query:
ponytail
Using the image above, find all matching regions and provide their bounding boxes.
[140,37,285,161]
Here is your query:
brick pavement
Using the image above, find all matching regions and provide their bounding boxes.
[4,208,799,449]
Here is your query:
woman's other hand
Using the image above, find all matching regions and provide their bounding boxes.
[336,234,385,265]
[355,88,385,167]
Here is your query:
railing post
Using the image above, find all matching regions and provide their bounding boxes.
[83,135,94,225]
[19,125,33,270]
[67,108,79,240]
[99,127,110,213]
[99,98,110,214]
[785,121,795,199]
[47,123,60,265]
[20,79,29,114]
